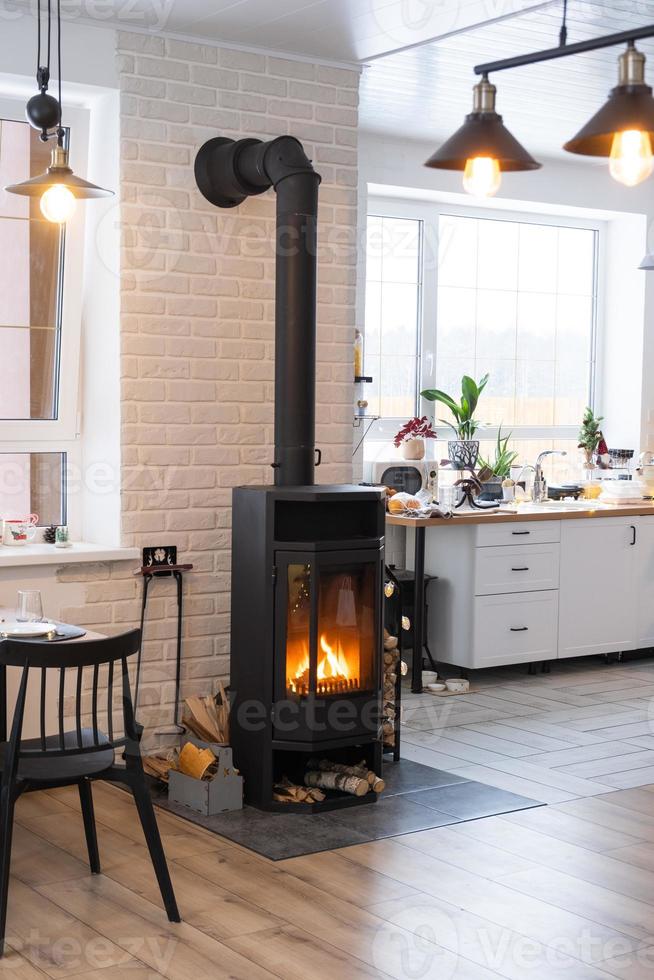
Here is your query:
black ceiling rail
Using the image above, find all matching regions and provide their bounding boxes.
[475,23,654,77]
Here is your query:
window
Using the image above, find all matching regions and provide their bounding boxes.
[435,214,597,432]
[363,201,600,482]
[0,120,64,420]
[0,111,74,529]
[364,215,422,418]
[0,452,66,525]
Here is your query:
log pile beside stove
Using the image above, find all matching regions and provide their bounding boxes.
[195,133,385,812]
[382,630,400,751]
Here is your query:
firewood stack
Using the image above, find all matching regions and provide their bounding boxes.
[274,759,385,803]
[383,628,400,749]
[304,758,385,797]
[273,777,326,804]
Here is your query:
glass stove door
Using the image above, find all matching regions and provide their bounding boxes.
[278,550,382,699]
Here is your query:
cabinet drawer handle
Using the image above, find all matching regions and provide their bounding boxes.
[512,531,530,536]
[511,567,529,572]
[631,525,637,546]
[510,626,529,632]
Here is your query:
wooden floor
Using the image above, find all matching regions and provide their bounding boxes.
[401,656,654,803]
[4,778,654,978]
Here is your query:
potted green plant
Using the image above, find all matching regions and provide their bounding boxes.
[420,374,489,469]
[393,416,437,460]
[477,427,519,499]
[578,407,604,472]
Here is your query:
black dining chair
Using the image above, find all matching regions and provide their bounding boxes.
[0,627,180,954]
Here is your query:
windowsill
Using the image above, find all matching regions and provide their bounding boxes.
[0,543,140,568]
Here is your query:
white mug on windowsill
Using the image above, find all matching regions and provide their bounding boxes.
[2,515,38,547]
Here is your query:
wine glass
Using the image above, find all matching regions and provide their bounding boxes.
[16,590,43,623]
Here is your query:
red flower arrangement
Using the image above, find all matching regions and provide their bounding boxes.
[393,416,438,448]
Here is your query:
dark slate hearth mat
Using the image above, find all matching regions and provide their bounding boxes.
[151,759,541,861]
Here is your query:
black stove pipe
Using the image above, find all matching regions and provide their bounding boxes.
[194,136,321,487]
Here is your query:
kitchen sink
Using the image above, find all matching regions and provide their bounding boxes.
[515,500,606,512]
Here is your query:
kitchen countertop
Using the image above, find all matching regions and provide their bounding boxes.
[386,501,654,527]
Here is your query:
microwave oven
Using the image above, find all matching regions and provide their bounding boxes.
[370,459,433,495]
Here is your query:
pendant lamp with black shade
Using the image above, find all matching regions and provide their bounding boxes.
[4,0,113,223]
[564,42,654,187]
[424,74,541,198]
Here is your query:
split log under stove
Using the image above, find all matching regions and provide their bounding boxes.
[195,134,385,811]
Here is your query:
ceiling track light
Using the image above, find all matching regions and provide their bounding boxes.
[427,7,654,198]
[4,0,112,223]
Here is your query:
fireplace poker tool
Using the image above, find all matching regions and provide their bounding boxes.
[134,561,193,734]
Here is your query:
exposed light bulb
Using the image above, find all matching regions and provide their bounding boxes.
[609,130,654,187]
[463,157,501,197]
[40,184,76,223]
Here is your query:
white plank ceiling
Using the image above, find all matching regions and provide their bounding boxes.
[4,0,549,63]
[360,0,654,159]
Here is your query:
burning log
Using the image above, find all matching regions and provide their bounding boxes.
[304,769,370,797]
[306,757,385,793]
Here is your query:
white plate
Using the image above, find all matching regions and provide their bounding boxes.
[1,622,57,638]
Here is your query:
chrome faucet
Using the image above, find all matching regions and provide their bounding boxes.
[532,450,567,502]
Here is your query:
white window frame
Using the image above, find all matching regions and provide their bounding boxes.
[364,194,606,449]
[0,96,88,537]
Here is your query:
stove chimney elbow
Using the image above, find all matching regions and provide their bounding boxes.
[195,135,320,209]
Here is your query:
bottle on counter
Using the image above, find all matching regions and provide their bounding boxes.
[354,329,363,378]
[427,464,439,504]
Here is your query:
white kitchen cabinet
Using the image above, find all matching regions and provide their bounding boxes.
[635,516,654,648]
[474,544,560,596]
[476,520,561,548]
[417,521,562,670]
[557,518,637,659]
[473,591,559,668]
[415,513,654,670]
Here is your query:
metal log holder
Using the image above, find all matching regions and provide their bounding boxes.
[383,565,403,763]
[134,562,193,733]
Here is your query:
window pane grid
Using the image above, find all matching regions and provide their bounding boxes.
[0,119,64,421]
[365,216,422,418]
[436,214,597,433]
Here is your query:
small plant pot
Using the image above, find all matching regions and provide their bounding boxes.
[401,438,426,460]
[448,440,479,470]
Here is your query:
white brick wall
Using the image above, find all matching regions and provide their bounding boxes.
[63,33,359,736]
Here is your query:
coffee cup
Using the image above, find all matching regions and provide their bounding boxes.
[2,514,38,547]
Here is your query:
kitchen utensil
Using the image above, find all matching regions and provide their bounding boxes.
[548,484,582,500]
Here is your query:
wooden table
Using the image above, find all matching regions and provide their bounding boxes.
[0,614,106,739]
[0,610,105,643]
[387,502,654,691]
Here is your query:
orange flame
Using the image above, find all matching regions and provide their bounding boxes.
[287,632,360,695]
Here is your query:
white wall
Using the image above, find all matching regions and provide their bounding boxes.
[0,16,118,90]
[358,130,654,455]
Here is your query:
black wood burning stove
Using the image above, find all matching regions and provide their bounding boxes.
[195,135,385,811]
